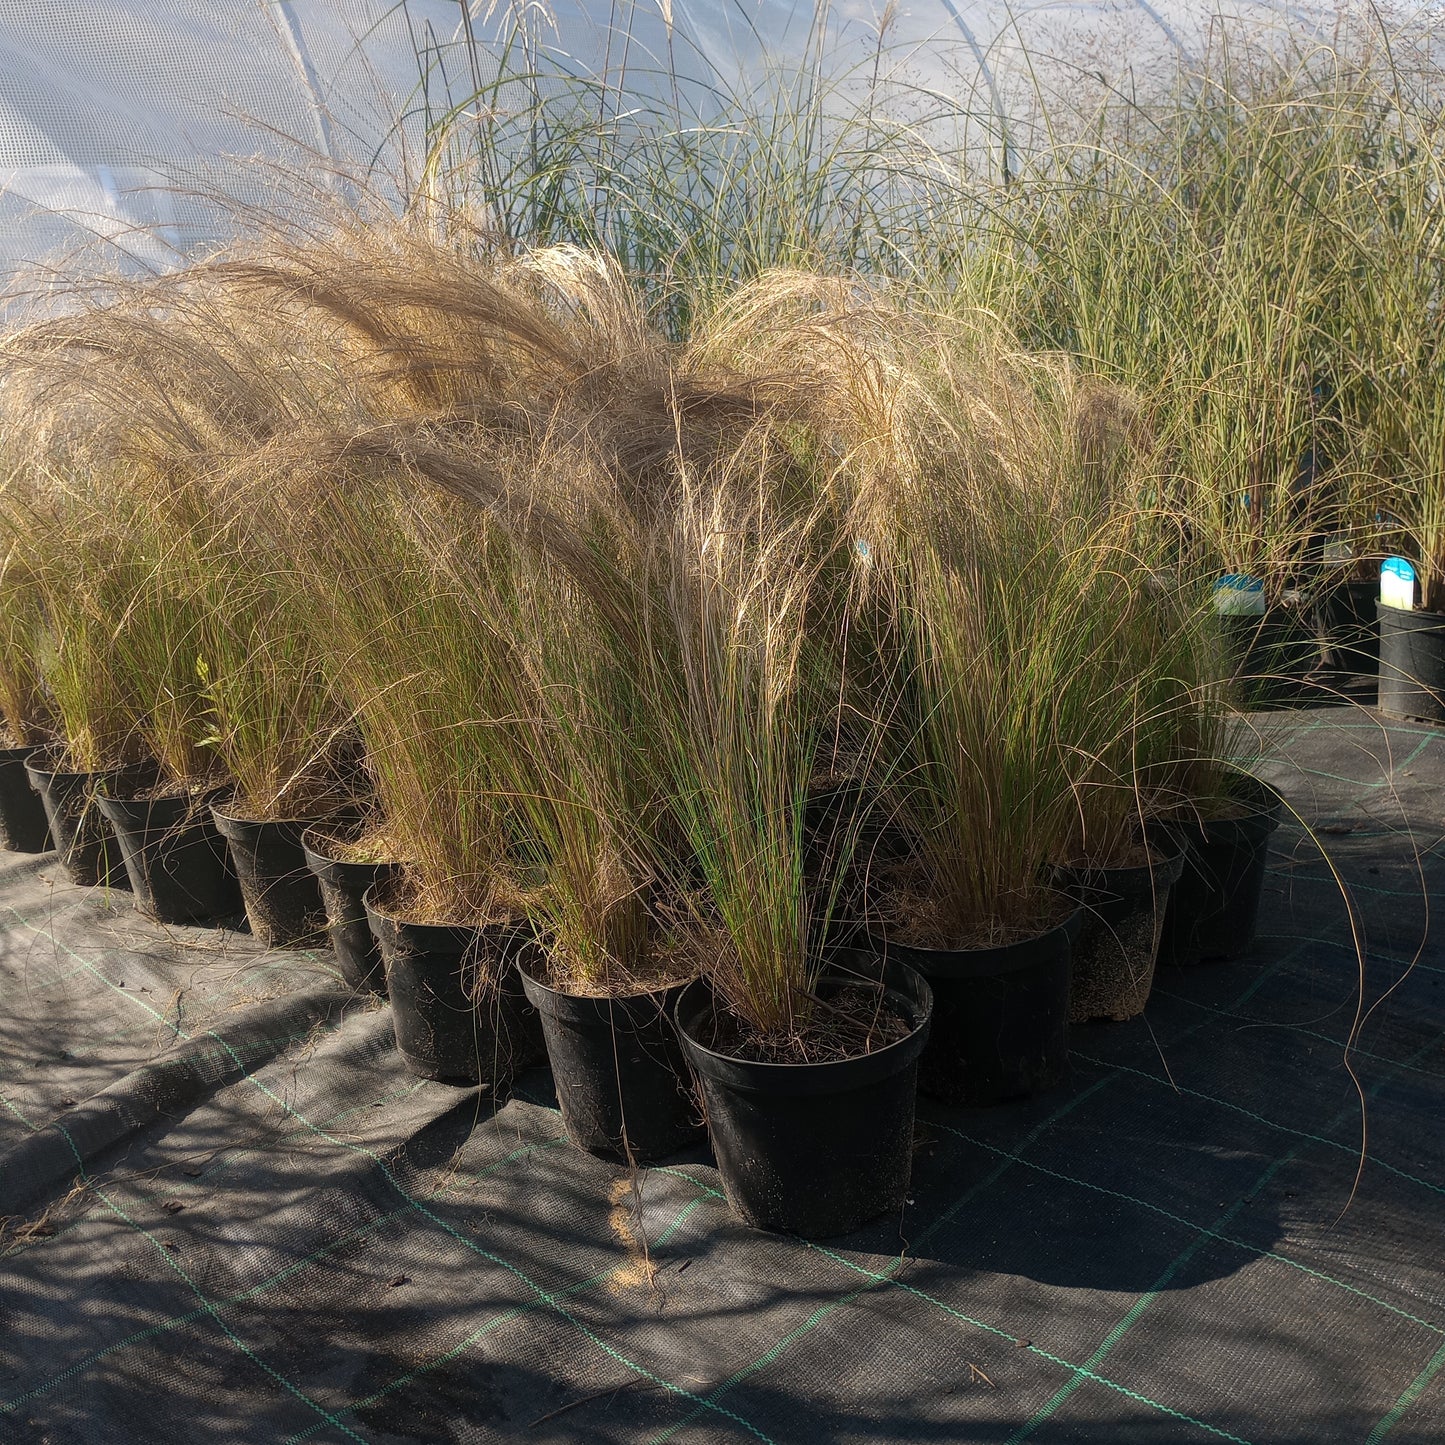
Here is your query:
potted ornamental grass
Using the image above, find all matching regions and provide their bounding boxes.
[255,232,824,1128]
[652,467,932,1239]
[284,473,538,1085]
[292,427,694,1126]
[0,524,54,853]
[856,525,1084,1105]
[1049,555,1193,1024]
[4,477,153,894]
[35,269,373,943]
[75,479,242,924]
[1372,461,1445,723]
[691,270,1174,1075]
[198,500,358,950]
[1153,626,1286,969]
[487,506,706,1166]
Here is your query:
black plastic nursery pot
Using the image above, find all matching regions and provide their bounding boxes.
[300,824,398,992]
[803,780,907,948]
[1220,609,1317,708]
[211,805,334,947]
[855,906,1081,1107]
[1318,578,1380,674]
[519,961,703,1164]
[0,745,51,853]
[1159,775,1285,968]
[25,758,145,890]
[675,962,932,1239]
[1059,843,1185,1023]
[95,785,242,926]
[1377,600,1445,724]
[364,884,537,1086]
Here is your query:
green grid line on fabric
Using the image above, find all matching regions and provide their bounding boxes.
[1070,1052,1445,1201]
[278,1194,712,1445]
[1150,990,1445,1078]
[1368,1339,1445,1445]
[0,1126,570,1415]
[636,946,1315,1444]
[14,1117,376,1444]
[4,724,1441,1445]
[0,901,781,1442]
[941,1121,1445,1335]
[1256,933,1445,978]
[1004,1023,1445,1443]
[809,1245,1255,1445]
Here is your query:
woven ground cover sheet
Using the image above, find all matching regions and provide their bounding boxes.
[1,706,1443,1443]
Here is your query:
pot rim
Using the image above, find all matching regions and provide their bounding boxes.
[301,826,401,878]
[26,755,155,786]
[861,903,1084,972]
[95,783,232,819]
[1377,598,1445,626]
[360,878,519,938]
[675,965,933,1088]
[211,800,353,831]
[517,948,701,1007]
[1056,832,1187,888]
[299,820,384,849]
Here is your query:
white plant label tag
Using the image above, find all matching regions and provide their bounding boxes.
[1381,557,1417,610]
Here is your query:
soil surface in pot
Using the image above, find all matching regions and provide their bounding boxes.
[310,832,399,867]
[128,777,229,804]
[874,862,1074,953]
[698,985,913,1064]
[530,944,697,1001]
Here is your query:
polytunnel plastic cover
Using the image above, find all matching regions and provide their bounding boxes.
[0,1,1422,284]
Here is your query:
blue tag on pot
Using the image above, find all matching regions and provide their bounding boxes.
[1213,574,1267,616]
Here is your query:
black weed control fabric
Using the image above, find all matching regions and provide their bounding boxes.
[2,708,1443,1444]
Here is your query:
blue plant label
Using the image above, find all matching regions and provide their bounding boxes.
[1213,573,1267,616]
[1381,556,1417,610]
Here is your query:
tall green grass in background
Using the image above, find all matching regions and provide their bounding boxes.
[403,3,1445,596]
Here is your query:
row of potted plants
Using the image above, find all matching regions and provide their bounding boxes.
[0,233,1293,1238]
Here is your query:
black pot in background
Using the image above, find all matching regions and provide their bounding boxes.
[803,779,908,948]
[301,823,398,992]
[96,785,240,925]
[1159,775,1285,967]
[26,758,148,890]
[853,905,1081,1106]
[1317,578,1380,674]
[519,960,703,1163]
[1377,600,1445,724]
[363,884,536,1086]
[1059,843,1185,1023]
[0,744,51,853]
[211,805,334,947]
[675,962,932,1239]
[1220,609,1316,708]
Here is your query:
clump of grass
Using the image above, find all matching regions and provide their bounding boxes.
[272,466,518,926]
[0,277,359,808]
[646,451,856,1034]
[0,506,52,750]
[690,271,1200,944]
[413,14,1445,609]
[0,469,161,775]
